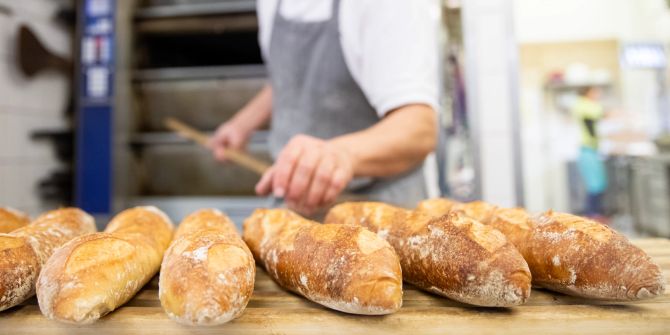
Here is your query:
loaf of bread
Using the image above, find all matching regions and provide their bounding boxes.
[418,199,498,224]
[418,199,532,250]
[36,206,174,324]
[325,202,531,307]
[417,198,666,300]
[0,207,30,233]
[526,211,665,300]
[159,209,255,325]
[0,208,95,311]
[243,208,402,315]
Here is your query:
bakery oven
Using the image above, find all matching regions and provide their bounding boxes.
[75,0,271,226]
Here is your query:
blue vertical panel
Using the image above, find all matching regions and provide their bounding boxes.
[75,0,116,214]
[76,106,112,213]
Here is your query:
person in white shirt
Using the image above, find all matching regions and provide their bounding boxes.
[209,0,440,215]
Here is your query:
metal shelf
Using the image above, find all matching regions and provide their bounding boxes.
[133,64,266,81]
[135,1,257,20]
[135,13,258,34]
[129,130,269,151]
[544,81,612,91]
[127,195,273,228]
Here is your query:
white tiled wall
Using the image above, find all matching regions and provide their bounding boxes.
[0,0,71,216]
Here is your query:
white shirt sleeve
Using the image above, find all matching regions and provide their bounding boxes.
[257,0,441,117]
[342,0,441,117]
[256,0,276,62]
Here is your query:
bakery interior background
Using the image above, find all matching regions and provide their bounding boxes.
[1,0,670,237]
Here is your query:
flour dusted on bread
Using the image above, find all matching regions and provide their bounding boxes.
[0,208,95,312]
[325,202,531,307]
[243,208,403,315]
[159,209,255,325]
[525,211,665,300]
[36,206,173,324]
[417,198,666,301]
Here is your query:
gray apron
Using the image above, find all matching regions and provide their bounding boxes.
[266,0,427,209]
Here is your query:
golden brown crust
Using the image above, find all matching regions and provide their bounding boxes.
[14,208,97,264]
[526,211,665,300]
[243,208,403,315]
[486,207,534,252]
[0,235,39,311]
[104,206,174,258]
[36,206,173,324]
[159,209,255,325]
[415,198,458,218]
[416,199,535,255]
[0,208,30,233]
[0,208,95,312]
[325,202,531,307]
[452,201,498,224]
[417,198,666,301]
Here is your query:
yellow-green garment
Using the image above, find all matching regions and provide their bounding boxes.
[572,96,607,194]
[572,96,604,149]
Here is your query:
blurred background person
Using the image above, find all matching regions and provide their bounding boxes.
[573,86,608,223]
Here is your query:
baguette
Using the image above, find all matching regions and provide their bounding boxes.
[159,209,255,325]
[525,211,665,300]
[0,207,30,233]
[243,208,402,315]
[325,202,531,307]
[417,198,666,300]
[0,208,95,311]
[36,206,174,324]
[418,199,498,224]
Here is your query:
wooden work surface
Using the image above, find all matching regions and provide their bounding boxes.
[1,238,669,335]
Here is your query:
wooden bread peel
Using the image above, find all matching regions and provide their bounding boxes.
[164,117,270,176]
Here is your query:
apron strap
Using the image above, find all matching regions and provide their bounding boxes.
[331,0,341,21]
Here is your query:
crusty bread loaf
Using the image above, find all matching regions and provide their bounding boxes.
[418,199,498,224]
[159,209,255,325]
[36,206,174,324]
[415,198,458,218]
[243,208,402,315]
[325,202,531,307]
[486,207,535,251]
[525,211,665,300]
[0,207,30,233]
[419,199,532,250]
[417,198,666,301]
[0,208,95,311]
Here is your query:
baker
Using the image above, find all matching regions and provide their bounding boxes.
[210,0,439,215]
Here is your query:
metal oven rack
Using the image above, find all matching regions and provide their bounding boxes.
[76,0,269,227]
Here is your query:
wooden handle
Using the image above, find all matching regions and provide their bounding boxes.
[164,117,271,175]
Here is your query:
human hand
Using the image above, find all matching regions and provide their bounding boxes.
[208,120,252,162]
[255,135,355,216]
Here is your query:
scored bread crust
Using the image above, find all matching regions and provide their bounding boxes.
[325,202,531,307]
[0,207,30,233]
[36,206,173,324]
[159,209,255,325]
[243,208,403,315]
[417,198,666,301]
[525,211,665,300]
[0,208,95,312]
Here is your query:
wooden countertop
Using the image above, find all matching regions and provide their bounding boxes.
[2,238,669,335]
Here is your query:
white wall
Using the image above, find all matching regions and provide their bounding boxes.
[0,0,71,215]
[515,0,629,44]
[515,0,670,43]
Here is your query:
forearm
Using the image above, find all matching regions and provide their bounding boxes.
[329,104,438,178]
[230,84,273,133]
